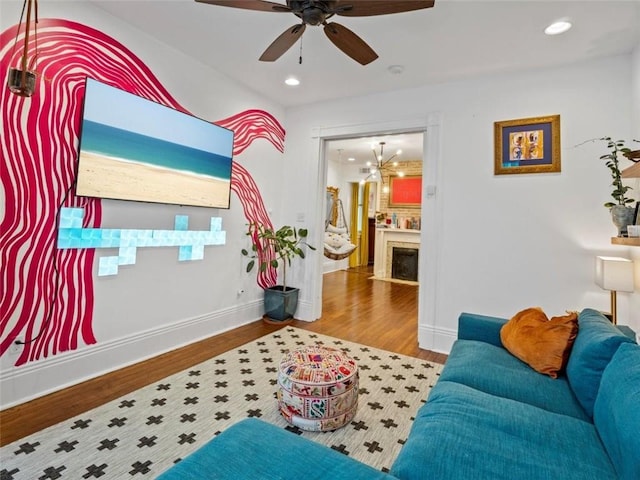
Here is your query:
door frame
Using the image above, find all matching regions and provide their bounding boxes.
[310,113,443,350]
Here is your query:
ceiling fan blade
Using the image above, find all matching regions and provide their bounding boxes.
[259,24,306,62]
[334,0,434,17]
[195,0,291,13]
[324,22,378,65]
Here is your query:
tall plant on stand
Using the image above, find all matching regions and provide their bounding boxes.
[242,223,315,323]
[599,137,638,237]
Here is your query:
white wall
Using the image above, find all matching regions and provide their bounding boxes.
[324,159,350,273]
[629,41,640,333]
[3,2,638,407]
[1,2,285,407]
[324,157,372,273]
[283,54,639,352]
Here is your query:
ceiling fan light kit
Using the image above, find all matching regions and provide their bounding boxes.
[196,0,435,65]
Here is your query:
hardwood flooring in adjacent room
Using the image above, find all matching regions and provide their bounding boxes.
[0,266,447,446]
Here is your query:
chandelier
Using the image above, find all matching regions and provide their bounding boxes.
[360,141,404,192]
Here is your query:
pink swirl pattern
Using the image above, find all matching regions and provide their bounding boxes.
[1,19,281,365]
[218,109,285,156]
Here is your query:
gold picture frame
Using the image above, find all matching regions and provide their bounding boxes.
[326,186,339,226]
[494,114,561,175]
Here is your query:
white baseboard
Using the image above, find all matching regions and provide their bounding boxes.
[323,258,349,274]
[418,323,456,355]
[294,298,317,322]
[1,304,451,407]
[0,300,263,409]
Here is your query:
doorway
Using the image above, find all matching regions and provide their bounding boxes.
[309,115,442,351]
[323,132,424,276]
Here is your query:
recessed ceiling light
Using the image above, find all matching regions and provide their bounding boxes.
[545,20,572,35]
[284,77,300,86]
[348,157,355,162]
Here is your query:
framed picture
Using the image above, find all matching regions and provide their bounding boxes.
[494,114,561,175]
[389,175,422,207]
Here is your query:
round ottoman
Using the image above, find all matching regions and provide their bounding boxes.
[277,345,359,431]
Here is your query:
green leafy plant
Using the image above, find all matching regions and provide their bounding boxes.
[241,223,315,291]
[598,137,637,208]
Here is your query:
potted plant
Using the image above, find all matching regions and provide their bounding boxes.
[242,223,315,323]
[598,137,638,237]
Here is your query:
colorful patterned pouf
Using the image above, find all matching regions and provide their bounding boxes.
[277,345,359,431]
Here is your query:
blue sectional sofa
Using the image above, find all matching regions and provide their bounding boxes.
[157,309,639,480]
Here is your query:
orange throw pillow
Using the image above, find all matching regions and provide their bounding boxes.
[500,307,578,378]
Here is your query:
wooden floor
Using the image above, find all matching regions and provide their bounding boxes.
[0,266,447,446]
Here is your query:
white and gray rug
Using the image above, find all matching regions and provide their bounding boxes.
[0,327,443,479]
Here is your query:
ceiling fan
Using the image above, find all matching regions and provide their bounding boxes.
[195,0,435,65]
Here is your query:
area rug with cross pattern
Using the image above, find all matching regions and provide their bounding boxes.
[0,327,444,479]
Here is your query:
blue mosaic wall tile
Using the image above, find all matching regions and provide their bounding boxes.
[57,207,226,276]
[175,215,189,230]
[98,256,120,276]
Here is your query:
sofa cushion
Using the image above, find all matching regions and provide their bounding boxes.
[390,381,616,480]
[156,418,398,480]
[440,339,589,421]
[565,308,634,417]
[593,343,640,480]
[500,308,578,378]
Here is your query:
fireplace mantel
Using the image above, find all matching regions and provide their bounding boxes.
[373,228,420,279]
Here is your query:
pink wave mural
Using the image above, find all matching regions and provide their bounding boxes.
[1,19,282,366]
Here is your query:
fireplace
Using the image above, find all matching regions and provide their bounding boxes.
[377,233,420,281]
[391,247,418,282]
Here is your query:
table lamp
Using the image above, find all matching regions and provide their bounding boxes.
[595,256,635,324]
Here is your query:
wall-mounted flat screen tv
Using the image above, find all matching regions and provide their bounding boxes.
[75,77,234,209]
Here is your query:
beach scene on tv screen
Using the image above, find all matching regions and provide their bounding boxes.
[76,78,233,208]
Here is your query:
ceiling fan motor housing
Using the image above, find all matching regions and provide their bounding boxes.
[198,0,434,64]
[290,0,337,25]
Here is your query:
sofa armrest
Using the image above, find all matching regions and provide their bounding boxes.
[156,418,398,480]
[617,325,637,342]
[457,312,508,348]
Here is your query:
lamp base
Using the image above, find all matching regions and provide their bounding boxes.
[610,291,618,325]
[7,68,36,97]
[602,312,614,323]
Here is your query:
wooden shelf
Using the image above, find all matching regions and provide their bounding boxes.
[611,237,640,246]
[621,162,640,178]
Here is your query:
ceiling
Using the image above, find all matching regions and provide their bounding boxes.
[325,132,424,168]
[87,0,640,110]
[83,0,639,166]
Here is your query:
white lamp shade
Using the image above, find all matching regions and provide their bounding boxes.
[595,256,635,292]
